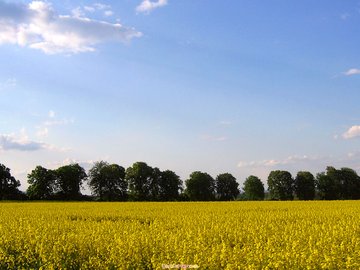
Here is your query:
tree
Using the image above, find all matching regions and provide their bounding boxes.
[243,175,265,201]
[338,167,360,200]
[158,170,183,201]
[267,170,294,200]
[294,171,315,200]
[88,161,127,201]
[215,173,239,200]
[185,171,215,201]
[125,162,154,201]
[27,166,56,200]
[316,166,360,200]
[55,163,87,199]
[0,163,21,200]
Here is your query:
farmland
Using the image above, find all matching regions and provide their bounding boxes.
[1,201,360,269]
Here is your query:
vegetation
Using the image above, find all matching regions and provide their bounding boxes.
[1,161,360,201]
[243,175,265,200]
[1,201,360,269]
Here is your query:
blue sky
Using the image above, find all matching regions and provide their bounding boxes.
[1,0,360,191]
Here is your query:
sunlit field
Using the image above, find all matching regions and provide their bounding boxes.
[1,201,359,269]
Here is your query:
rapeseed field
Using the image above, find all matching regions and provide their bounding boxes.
[0,201,359,269]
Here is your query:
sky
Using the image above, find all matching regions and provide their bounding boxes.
[1,0,360,192]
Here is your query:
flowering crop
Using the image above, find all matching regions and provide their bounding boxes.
[0,201,359,269]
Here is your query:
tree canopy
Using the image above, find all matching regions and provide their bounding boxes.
[243,175,265,201]
[268,170,294,201]
[215,173,239,200]
[185,171,215,201]
[0,163,21,200]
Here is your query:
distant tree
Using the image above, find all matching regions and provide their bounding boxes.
[337,167,360,200]
[294,171,315,200]
[215,173,239,200]
[158,170,182,201]
[55,163,87,199]
[267,170,294,200]
[316,166,360,200]
[0,163,21,200]
[88,161,127,201]
[185,171,215,201]
[27,166,56,200]
[149,167,161,201]
[126,162,154,201]
[243,175,265,200]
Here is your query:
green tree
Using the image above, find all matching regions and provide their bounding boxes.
[267,170,294,200]
[88,161,127,201]
[337,167,360,200]
[27,166,56,200]
[185,171,215,201]
[55,163,87,199]
[161,170,183,201]
[294,171,315,200]
[215,173,239,200]
[125,162,154,201]
[316,166,360,200]
[0,163,21,200]
[243,175,265,200]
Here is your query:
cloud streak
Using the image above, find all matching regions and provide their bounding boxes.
[0,1,142,54]
[238,155,312,168]
[136,0,167,14]
[343,68,360,76]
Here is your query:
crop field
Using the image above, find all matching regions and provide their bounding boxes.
[0,201,360,269]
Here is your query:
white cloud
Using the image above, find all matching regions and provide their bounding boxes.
[0,1,142,54]
[104,10,114,17]
[73,3,114,18]
[136,0,167,14]
[343,68,360,76]
[238,155,312,168]
[0,131,62,152]
[343,125,360,139]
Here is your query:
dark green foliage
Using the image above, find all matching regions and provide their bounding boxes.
[243,175,265,200]
[126,162,154,201]
[215,173,239,200]
[27,166,56,200]
[0,163,21,200]
[185,171,215,201]
[55,163,87,200]
[316,166,360,200]
[88,161,127,201]
[158,170,182,201]
[294,171,315,200]
[267,170,294,200]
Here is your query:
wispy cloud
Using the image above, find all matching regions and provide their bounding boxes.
[238,155,312,168]
[72,3,114,18]
[343,125,360,139]
[36,110,74,138]
[136,0,167,14]
[343,68,360,76]
[0,129,66,152]
[0,78,16,90]
[0,1,142,54]
[200,134,227,142]
[340,13,350,20]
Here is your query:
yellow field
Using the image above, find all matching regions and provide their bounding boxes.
[0,201,359,269]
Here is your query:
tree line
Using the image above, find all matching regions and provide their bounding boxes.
[1,161,360,201]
